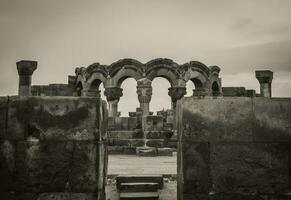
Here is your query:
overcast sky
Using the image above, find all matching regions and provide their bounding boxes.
[0,0,291,115]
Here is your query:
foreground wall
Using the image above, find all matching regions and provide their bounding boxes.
[177,97,291,200]
[0,96,107,200]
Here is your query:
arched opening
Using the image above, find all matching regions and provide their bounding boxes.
[118,77,139,116]
[151,77,172,114]
[90,79,105,99]
[76,82,83,96]
[185,78,204,97]
[212,81,220,96]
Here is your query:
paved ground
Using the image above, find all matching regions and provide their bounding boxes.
[108,153,177,175]
[106,154,177,200]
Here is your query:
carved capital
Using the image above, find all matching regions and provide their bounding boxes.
[136,78,152,103]
[255,70,273,84]
[104,87,123,101]
[168,86,186,102]
[16,60,37,76]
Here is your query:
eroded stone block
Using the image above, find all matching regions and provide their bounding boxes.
[253,98,291,142]
[181,98,254,142]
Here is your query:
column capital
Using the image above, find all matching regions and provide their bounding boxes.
[168,86,186,103]
[255,70,273,84]
[104,87,123,101]
[136,78,152,104]
[16,60,37,76]
[255,70,273,97]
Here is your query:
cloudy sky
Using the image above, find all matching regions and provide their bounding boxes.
[0,0,291,115]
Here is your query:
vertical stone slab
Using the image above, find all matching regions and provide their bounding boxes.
[0,96,108,200]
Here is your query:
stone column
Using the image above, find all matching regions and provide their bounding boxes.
[255,70,273,98]
[168,86,186,110]
[104,87,123,117]
[137,78,152,116]
[16,60,37,96]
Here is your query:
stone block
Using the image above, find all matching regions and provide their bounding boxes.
[6,96,28,140]
[108,139,144,147]
[157,148,173,156]
[0,192,15,200]
[253,98,291,142]
[0,140,15,192]
[37,193,96,200]
[128,117,137,130]
[14,140,74,192]
[143,116,164,131]
[181,97,254,142]
[69,142,98,192]
[210,142,290,195]
[6,97,98,141]
[146,139,164,148]
[182,142,210,194]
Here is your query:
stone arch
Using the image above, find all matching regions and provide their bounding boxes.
[145,58,180,86]
[113,69,143,88]
[109,59,144,87]
[86,73,106,90]
[181,61,210,96]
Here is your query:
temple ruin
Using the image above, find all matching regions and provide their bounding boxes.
[1,59,290,200]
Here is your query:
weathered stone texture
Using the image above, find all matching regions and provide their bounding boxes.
[0,96,107,200]
[181,97,254,142]
[253,98,291,141]
[178,97,291,200]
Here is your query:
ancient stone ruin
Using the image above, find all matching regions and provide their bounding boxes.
[1,59,290,200]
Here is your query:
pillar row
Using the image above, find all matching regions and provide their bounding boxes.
[104,87,123,117]
[16,60,37,96]
[136,78,152,116]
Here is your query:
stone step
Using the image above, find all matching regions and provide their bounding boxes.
[120,192,159,200]
[120,182,159,192]
[136,147,157,157]
[116,175,164,190]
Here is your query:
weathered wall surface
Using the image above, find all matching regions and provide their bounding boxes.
[177,97,291,200]
[0,96,107,200]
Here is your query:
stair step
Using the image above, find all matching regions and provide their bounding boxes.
[116,175,164,190]
[120,192,159,200]
[120,182,159,192]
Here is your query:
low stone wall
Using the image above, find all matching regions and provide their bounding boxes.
[177,97,291,200]
[0,96,107,200]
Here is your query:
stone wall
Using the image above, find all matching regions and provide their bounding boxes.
[31,84,75,96]
[177,97,291,200]
[0,96,107,200]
